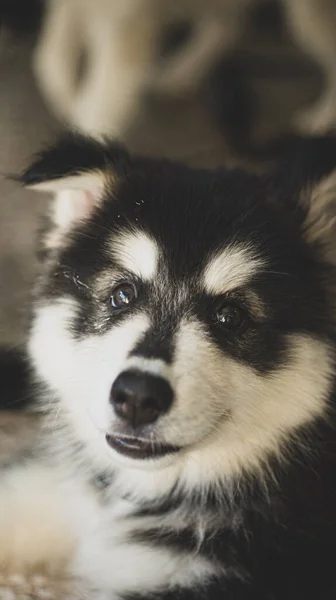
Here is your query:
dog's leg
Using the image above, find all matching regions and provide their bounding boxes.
[65,0,157,138]
[283,0,336,133]
[69,20,145,137]
[34,0,149,138]
[33,0,83,124]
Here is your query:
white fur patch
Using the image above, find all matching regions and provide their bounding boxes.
[28,300,151,462]
[203,245,264,295]
[72,506,216,597]
[109,230,159,281]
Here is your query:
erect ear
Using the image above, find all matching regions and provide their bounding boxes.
[19,133,129,249]
[268,135,336,257]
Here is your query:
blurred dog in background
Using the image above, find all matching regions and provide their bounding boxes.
[33,0,336,138]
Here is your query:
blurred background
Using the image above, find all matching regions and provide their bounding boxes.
[0,0,334,347]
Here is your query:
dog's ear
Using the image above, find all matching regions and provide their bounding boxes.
[19,133,129,248]
[269,135,336,256]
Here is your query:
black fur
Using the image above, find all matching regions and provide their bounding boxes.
[19,133,129,186]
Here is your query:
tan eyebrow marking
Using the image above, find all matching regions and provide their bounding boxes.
[203,245,264,296]
[108,230,159,281]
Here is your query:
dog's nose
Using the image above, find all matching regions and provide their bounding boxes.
[110,370,174,428]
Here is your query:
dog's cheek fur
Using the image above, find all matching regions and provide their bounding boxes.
[28,300,151,463]
[180,334,333,488]
[156,321,333,486]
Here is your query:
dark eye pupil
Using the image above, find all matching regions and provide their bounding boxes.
[111,284,136,309]
[215,306,242,330]
[118,290,130,304]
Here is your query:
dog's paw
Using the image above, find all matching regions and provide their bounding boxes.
[0,573,72,600]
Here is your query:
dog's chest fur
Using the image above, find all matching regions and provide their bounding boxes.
[38,461,220,599]
[1,456,218,599]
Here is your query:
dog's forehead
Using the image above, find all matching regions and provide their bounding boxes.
[115,162,265,230]
[60,164,283,293]
[106,169,265,268]
[106,227,263,295]
[101,164,270,278]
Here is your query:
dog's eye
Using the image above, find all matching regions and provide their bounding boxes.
[215,304,245,331]
[110,283,137,310]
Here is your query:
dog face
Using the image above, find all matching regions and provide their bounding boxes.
[22,135,336,497]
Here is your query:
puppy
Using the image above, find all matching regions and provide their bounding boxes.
[2,134,336,598]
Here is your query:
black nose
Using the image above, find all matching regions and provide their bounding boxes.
[110,370,174,428]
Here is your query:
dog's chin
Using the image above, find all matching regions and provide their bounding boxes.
[105,433,181,466]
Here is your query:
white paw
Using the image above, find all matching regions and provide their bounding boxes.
[0,573,68,600]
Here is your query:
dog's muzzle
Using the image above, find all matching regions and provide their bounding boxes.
[106,370,179,460]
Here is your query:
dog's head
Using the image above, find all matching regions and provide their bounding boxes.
[22,134,336,499]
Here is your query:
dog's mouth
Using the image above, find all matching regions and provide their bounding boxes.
[106,434,180,460]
